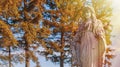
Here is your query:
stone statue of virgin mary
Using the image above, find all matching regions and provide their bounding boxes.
[71,6,107,67]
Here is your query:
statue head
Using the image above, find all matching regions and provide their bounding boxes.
[81,6,96,21]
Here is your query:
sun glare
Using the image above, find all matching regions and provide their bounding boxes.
[112,0,120,9]
[111,0,120,67]
[110,0,120,33]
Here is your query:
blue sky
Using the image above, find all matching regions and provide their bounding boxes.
[15,55,70,67]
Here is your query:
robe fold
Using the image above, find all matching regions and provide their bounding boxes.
[71,19,106,67]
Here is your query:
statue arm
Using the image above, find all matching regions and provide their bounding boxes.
[94,20,107,53]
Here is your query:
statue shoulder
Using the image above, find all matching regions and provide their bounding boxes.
[94,19,103,27]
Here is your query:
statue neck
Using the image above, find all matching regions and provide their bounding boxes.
[83,18,91,23]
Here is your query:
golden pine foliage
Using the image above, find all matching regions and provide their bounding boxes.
[92,0,112,45]
[0,20,17,47]
[0,0,22,18]
[21,22,38,45]
[55,0,84,21]
[44,0,85,34]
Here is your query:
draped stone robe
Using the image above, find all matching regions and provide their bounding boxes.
[71,19,106,67]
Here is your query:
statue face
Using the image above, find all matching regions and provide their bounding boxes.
[84,10,91,19]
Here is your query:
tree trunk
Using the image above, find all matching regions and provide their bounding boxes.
[9,46,11,67]
[60,52,64,67]
[25,44,30,67]
[60,32,64,67]
[25,40,30,67]
[23,0,30,67]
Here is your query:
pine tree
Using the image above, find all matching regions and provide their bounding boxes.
[0,0,50,67]
[41,0,85,67]
[16,0,50,67]
[0,20,18,67]
[0,0,22,67]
